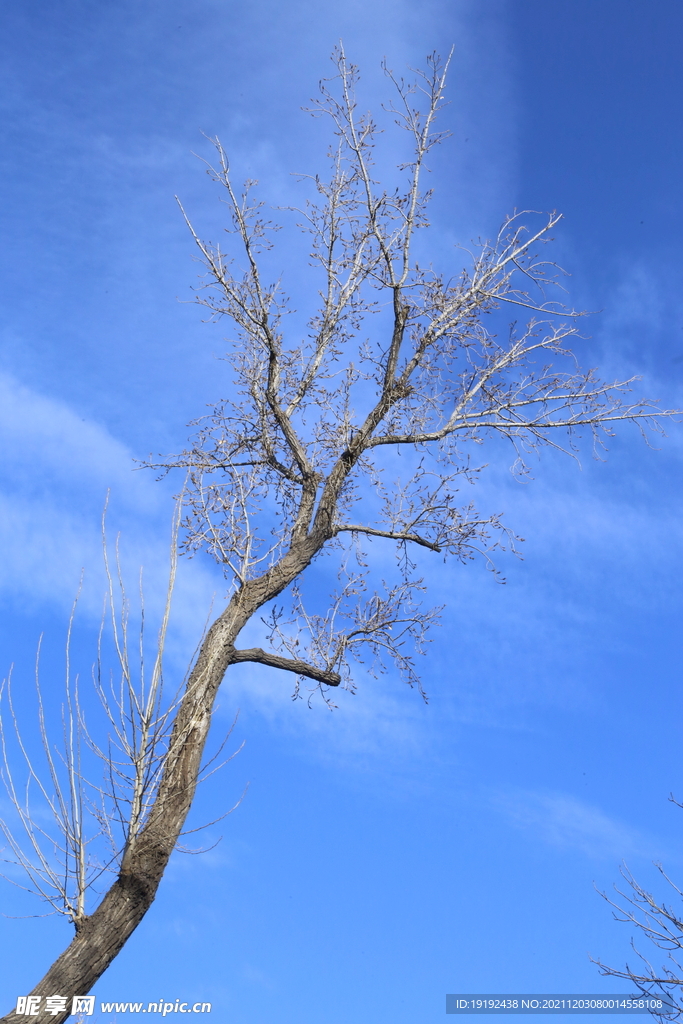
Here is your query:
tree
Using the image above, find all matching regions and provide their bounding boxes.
[593,828,683,1020]
[0,47,673,1023]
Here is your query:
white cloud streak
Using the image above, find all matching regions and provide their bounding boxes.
[0,370,219,660]
[492,788,661,861]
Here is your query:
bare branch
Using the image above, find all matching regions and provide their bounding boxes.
[334,523,442,552]
[593,861,683,1020]
[230,647,341,686]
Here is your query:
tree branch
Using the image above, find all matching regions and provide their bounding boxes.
[334,523,441,552]
[230,647,341,686]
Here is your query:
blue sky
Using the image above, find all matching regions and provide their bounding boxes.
[0,1,682,1022]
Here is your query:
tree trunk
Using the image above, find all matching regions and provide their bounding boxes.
[0,538,324,1023]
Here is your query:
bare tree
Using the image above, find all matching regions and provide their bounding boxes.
[0,47,675,1022]
[593,820,683,1021]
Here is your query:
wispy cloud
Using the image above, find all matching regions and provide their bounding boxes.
[492,789,661,861]
[0,370,145,497]
[0,371,219,657]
